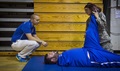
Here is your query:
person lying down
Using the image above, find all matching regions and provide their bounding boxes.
[44,14,120,67]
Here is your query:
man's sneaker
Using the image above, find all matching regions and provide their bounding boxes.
[26,56,31,60]
[16,54,27,62]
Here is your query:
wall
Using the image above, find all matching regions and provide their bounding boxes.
[34,0,103,55]
[111,0,120,50]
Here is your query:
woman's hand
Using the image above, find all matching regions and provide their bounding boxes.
[92,11,99,19]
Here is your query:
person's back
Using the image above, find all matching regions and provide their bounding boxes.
[11,21,34,42]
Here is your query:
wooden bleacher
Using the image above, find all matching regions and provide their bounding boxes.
[0,0,103,55]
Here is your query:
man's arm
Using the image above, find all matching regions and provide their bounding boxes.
[33,34,43,41]
[26,34,48,47]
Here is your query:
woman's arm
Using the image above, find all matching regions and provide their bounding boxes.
[85,18,90,31]
[93,12,107,29]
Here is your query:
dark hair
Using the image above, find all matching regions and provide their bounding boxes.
[44,54,56,64]
[84,3,101,12]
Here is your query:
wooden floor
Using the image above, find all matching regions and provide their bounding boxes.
[0,56,27,71]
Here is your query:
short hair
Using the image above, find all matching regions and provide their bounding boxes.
[30,14,39,19]
[44,54,56,64]
[84,3,101,12]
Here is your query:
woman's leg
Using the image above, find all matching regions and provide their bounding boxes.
[101,41,113,53]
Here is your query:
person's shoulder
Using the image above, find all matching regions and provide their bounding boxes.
[22,20,31,25]
[24,20,31,24]
[99,12,105,16]
[99,12,106,19]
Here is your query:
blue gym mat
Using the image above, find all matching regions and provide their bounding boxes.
[22,56,120,71]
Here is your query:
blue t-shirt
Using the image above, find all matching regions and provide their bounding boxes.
[11,20,36,42]
[57,48,91,67]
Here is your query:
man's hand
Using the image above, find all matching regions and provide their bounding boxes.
[42,41,48,47]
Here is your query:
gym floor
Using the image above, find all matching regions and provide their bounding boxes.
[0,56,26,71]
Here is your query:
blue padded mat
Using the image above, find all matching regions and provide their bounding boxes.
[22,56,62,71]
[22,56,120,71]
[62,67,120,71]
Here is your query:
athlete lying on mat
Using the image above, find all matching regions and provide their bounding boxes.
[44,14,120,67]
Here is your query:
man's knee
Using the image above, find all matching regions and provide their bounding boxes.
[30,41,40,48]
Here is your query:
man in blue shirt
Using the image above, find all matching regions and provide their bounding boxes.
[44,14,120,67]
[11,14,47,62]
[44,48,91,67]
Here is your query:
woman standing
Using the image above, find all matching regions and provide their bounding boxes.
[84,3,113,52]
